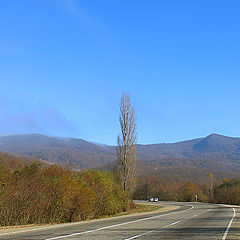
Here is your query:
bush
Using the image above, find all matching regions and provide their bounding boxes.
[0,162,126,226]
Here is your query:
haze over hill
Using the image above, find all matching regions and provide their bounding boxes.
[0,133,240,181]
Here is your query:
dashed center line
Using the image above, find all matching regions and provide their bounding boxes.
[124,221,181,240]
[45,205,194,240]
[185,209,210,220]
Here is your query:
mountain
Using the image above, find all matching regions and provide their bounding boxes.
[137,133,240,164]
[0,133,240,180]
[0,152,39,169]
[0,134,116,169]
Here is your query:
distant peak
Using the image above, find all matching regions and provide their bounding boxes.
[206,133,224,138]
[27,133,46,136]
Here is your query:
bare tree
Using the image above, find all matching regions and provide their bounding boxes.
[117,93,137,198]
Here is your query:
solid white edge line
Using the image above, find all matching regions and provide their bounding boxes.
[44,205,194,240]
[222,207,236,240]
[124,220,180,240]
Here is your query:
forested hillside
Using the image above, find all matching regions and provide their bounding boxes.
[0,134,240,180]
[0,134,116,168]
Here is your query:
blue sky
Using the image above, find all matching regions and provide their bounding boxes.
[0,0,240,145]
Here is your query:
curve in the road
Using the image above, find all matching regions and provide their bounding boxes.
[0,202,238,240]
[45,204,193,240]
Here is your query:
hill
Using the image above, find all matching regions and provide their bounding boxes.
[0,152,39,169]
[137,134,240,163]
[0,133,240,181]
[0,134,116,169]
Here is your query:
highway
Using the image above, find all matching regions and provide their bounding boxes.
[0,201,239,240]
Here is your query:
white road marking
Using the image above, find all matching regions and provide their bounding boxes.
[45,205,194,240]
[162,220,180,228]
[222,207,236,240]
[124,221,180,240]
[185,209,210,220]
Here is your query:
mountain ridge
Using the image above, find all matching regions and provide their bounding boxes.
[0,133,240,179]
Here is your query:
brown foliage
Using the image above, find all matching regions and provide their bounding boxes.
[133,175,209,202]
[0,157,126,226]
[213,178,240,205]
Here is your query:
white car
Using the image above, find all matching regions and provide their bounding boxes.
[149,197,158,202]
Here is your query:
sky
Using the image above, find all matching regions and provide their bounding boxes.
[0,0,240,145]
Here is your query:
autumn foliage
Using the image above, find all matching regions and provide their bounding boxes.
[213,178,240,205]
[133,174,240,205]
[0,154,126,226]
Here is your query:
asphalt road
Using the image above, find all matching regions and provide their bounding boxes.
[0,201,239,240]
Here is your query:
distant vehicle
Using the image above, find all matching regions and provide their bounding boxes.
[149,197,158,202]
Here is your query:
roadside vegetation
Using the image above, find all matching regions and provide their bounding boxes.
[0,155,128,226]
[213,178,240,205]
[133,174,240,205]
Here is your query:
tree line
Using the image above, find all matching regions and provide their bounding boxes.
[133,173,240,205]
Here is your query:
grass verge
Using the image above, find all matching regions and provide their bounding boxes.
[103,203,163,218]
[126,203,162,214]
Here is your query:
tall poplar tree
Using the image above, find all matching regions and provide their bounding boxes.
[117,93,137,198]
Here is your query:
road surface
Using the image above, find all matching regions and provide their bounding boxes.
[0,201,239,239]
